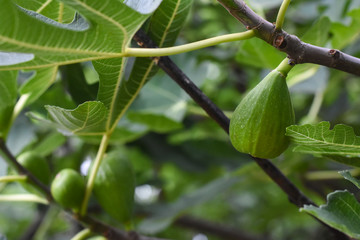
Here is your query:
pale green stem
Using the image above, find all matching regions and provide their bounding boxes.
[276,0,291,30]
[0,175,27,183]
[3,94,30,139]
[71,229,92,240]
[275,57,294,77]
[125,30,255,57]
[0,194,48,204]
[80,134,110,216]
[305,90,324,124]
[305,169,360,181]
[34,206,60,240]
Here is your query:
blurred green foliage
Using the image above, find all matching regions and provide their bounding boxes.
[1,0,360,239]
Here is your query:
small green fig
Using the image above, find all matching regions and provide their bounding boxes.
[93,151,135,223]
[17,151,51,195]
[51,169,85,211]
[18,151,51,185]
[229,68,295,159]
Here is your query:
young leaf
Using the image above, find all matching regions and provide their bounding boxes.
[286,122,360,166]
[301,190,360,239]
[45,101,108,135]
[0,71,17,136]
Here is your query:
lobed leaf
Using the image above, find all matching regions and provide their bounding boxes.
[286,122,360,166]
[0,71,17,135]
[20,67,59,106]
[121,0,193,119]
[301,190,360,239]
[14,0,75,23]
[0,0,161,70]
[95,0,190,131]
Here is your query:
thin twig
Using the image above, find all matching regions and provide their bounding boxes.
[133,29,351,240]
[217,0,360,76]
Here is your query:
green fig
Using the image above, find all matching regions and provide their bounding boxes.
[17,151,51,195]
[51,169,85,211]
[93,151,135,224]
[229,65,295,159]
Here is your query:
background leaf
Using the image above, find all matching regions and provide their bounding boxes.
[137,175,239,234]
[331,9,360,50]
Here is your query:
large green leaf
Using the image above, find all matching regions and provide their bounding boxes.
[286,122,360,166]
[0,71,17,136]
[14,0,75,23]
[19,67,59,106]
[0,0,161,70]
[45,101,108,135]
[301,190,360,239]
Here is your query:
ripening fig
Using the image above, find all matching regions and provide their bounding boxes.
[51,169,85,211]
[229,61,295,159]
[93,151,135,224]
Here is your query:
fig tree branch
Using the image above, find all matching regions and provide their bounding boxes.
[0,138,167,240]
[132,29,350,240]
[0,138,52,199]
[217,0,360,76]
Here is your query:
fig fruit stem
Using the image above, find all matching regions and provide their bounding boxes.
[0,193,48,204]
[275,58,294,77]
[80,134,110,216]
[71,228,92,240]
[125,30,255,57]
[275,0,291,30]
[0,175,27,183]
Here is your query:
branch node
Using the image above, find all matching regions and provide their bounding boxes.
[329,49,340,59]
[274,34,287,49]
